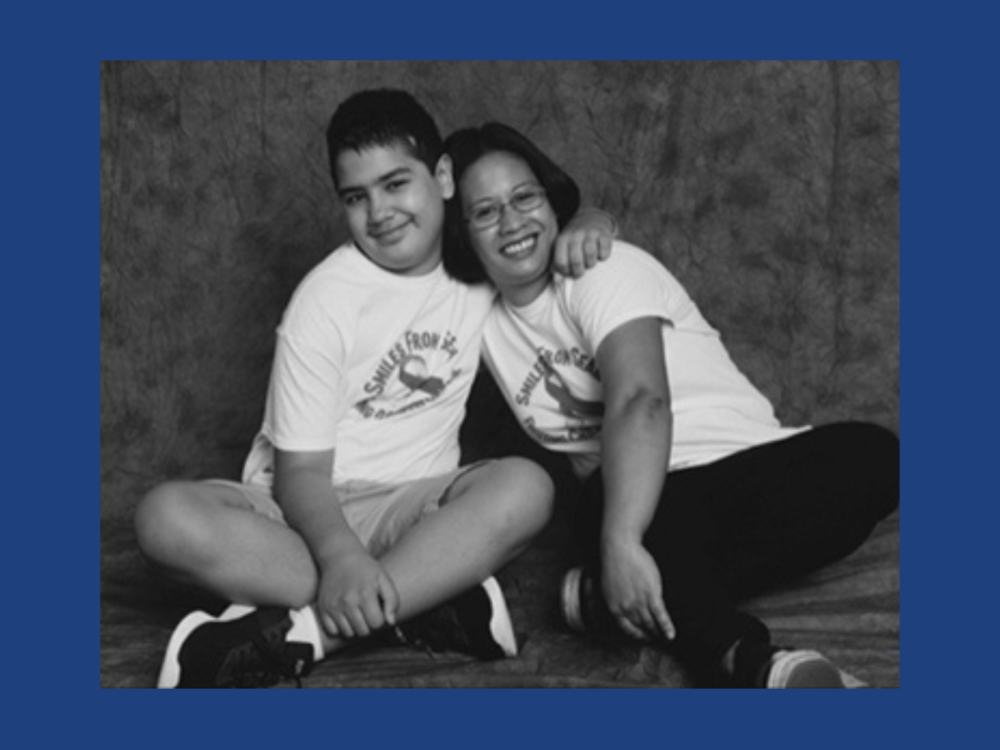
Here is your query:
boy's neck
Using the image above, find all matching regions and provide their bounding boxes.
[353,242,444,277]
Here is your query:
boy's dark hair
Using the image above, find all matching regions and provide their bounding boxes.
[442,122,581,284]
[325,89,444,187]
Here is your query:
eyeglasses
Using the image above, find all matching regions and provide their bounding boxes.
[465,186,547,231]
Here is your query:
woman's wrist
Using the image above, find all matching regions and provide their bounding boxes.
[600,527,643,555]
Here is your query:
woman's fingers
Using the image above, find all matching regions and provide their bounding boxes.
[615,614,648,641]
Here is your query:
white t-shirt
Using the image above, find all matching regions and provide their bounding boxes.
[242,242,494,487]
[481,241,806,478]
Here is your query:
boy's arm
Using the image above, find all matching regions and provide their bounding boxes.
[274,448,399,638]
[552,207,618,277]
[594,316,675,643]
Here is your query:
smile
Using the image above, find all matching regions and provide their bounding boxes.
[370,220,410,242]
[500,235,537,258]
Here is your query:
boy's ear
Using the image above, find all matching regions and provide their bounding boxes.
[435,154,455,199]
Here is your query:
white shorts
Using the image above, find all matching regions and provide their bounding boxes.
[205,462,488,558]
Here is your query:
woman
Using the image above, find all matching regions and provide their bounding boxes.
[442,122,899,688]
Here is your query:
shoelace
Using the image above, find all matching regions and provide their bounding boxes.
[395,600,475,658]
[389,625,439,658]
[224,623,307,688]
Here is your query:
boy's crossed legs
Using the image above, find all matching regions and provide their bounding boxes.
[135,457,553,687]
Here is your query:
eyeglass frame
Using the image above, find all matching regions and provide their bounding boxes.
[464,185,548,231]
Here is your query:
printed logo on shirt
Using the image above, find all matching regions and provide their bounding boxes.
[515,346,601,410]
[353,329,462,420]
[515,348,603,445]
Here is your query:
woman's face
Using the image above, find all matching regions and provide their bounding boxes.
[459,151,559,306]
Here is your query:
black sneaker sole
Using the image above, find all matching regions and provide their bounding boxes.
[157,604,256,688]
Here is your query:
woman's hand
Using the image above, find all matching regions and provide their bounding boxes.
[601,540,675,642]
[315,549,399,640]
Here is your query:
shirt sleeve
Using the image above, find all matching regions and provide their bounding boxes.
[266,280,351,452]
[568,242,694,354]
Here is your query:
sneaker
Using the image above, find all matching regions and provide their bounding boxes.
[157,604,315,688]
[395,576,517,660]
[561,567,619,636]
[765,649,846,688]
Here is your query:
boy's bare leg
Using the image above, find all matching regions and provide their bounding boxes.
[135,457,553,654]
[377,458,553,617]
[135,481,321,608]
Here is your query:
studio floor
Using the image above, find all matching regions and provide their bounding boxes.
[100,508,899,689]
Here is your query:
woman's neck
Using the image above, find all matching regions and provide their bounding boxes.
[498,275,549,309]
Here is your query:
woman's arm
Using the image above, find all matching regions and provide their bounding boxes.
[595,316,675,641]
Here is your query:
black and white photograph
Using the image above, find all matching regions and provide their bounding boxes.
[100,60,900,689]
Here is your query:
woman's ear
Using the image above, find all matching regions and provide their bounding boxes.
[435,154,455,200]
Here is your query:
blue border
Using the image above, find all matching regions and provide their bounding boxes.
[34,0,997,743]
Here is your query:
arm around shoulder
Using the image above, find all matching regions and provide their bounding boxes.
[552,207,618,277]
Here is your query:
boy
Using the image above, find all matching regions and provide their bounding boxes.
[134,89,614,688]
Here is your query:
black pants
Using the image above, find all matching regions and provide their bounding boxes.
[578,421,899,669]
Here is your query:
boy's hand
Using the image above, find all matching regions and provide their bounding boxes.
[553,208,616,277]
[601,541,675,642]
[316,549,400,639]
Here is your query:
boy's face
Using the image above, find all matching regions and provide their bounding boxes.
[334,142,454,276]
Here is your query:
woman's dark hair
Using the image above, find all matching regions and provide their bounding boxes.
[442,122,581,284]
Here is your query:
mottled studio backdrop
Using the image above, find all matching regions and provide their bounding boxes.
[100,61,899,520]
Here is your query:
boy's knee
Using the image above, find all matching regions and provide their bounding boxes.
[134,481,212,567]
[491,457,555,532]
[456,457,554,535]
[500,456,554,496]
